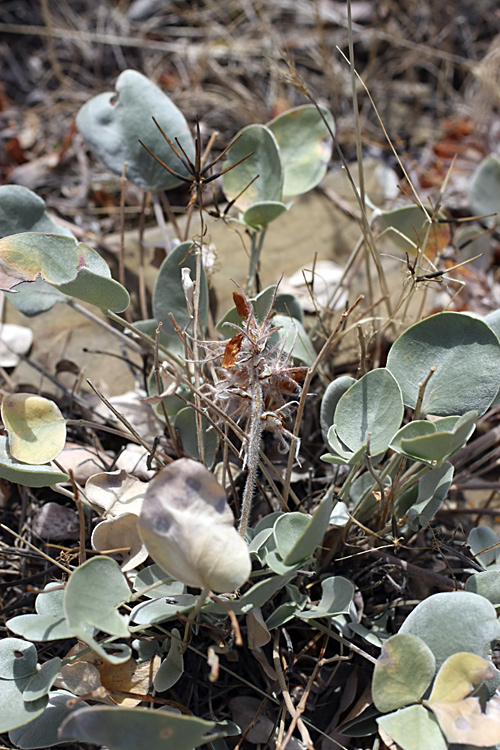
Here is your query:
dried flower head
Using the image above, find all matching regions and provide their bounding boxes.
[199,285,306,536]
[203,288,305,444]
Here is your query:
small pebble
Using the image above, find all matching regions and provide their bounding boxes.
[33,502,80,541]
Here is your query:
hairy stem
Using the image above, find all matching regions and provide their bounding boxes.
[238,377,264,538]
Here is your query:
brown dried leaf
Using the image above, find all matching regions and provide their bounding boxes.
[55,661,105,698]
[58,443,110,485]
[91,513,148,572]
[141,362,181,405]
[222,333,243,369]
[430,693,500,746]
[59,642,160,707]
[98,654,161,706]
[233,291,252,319]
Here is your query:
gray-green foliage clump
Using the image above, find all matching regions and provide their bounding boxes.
[1,66,500,750]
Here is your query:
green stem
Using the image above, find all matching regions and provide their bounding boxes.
[129,575,176,603]
[248,226,268,295]
[336,463,361,502]
[183,586,210,646]
[396,461,433,497]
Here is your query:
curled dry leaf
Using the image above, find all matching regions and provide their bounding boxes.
[233,291,253,318]
[137,458,252,593]
[55,661,106,701]
[222,333,244,369]
[56,643,160,707]
[91,513,149,572]
[85,470,148,571]
[430,693,500,745]
[114,444,157,480]
[85,470,147,517]
[140,363,181,405]
[57,442,111,485]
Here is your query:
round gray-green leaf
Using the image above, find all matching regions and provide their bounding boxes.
[0,638,37,679]
[6,583,74,641]
[274,293,303,323]
[299,576,354,619]
[469,155,500,228]
[468,525,499,567]
[485,309,500,406]
[387,312,500,417]
[153,629,184,692]
[320,375,356,443]
[6,614,73,642]
[0,677,48,733]
[272,314,316,365]
[406,461,454,530]
[152,241,209,339]
[64,557,130,637]
[242,200,288,229]
[485,308,500,340]
[0,185,74,239]
[273,491,333,566]
[376,205,450,254]
[222,124,282,211]
[0,436,68,488]
[133,564,184,599]
[76,69,194,192]
[131,595,198,626]
[23,657,61,702]
[377,705,447,750]
[399,590,500,669]
[372,633,436,713]
[10,690,89,749]
[173,407,217,467]
[0,233,129,313]
[59,705,216,750]
[267,104,334,196]
[209,572,295,616]
[0,185,73,316]
[334,368,404,456]
[390,412,476,464]
[7,278,67,318]
[465,571,500,607]
[63,556,131,663]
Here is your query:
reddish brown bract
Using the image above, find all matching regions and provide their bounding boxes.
[233,291,253,319]
[222,333,244,369]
